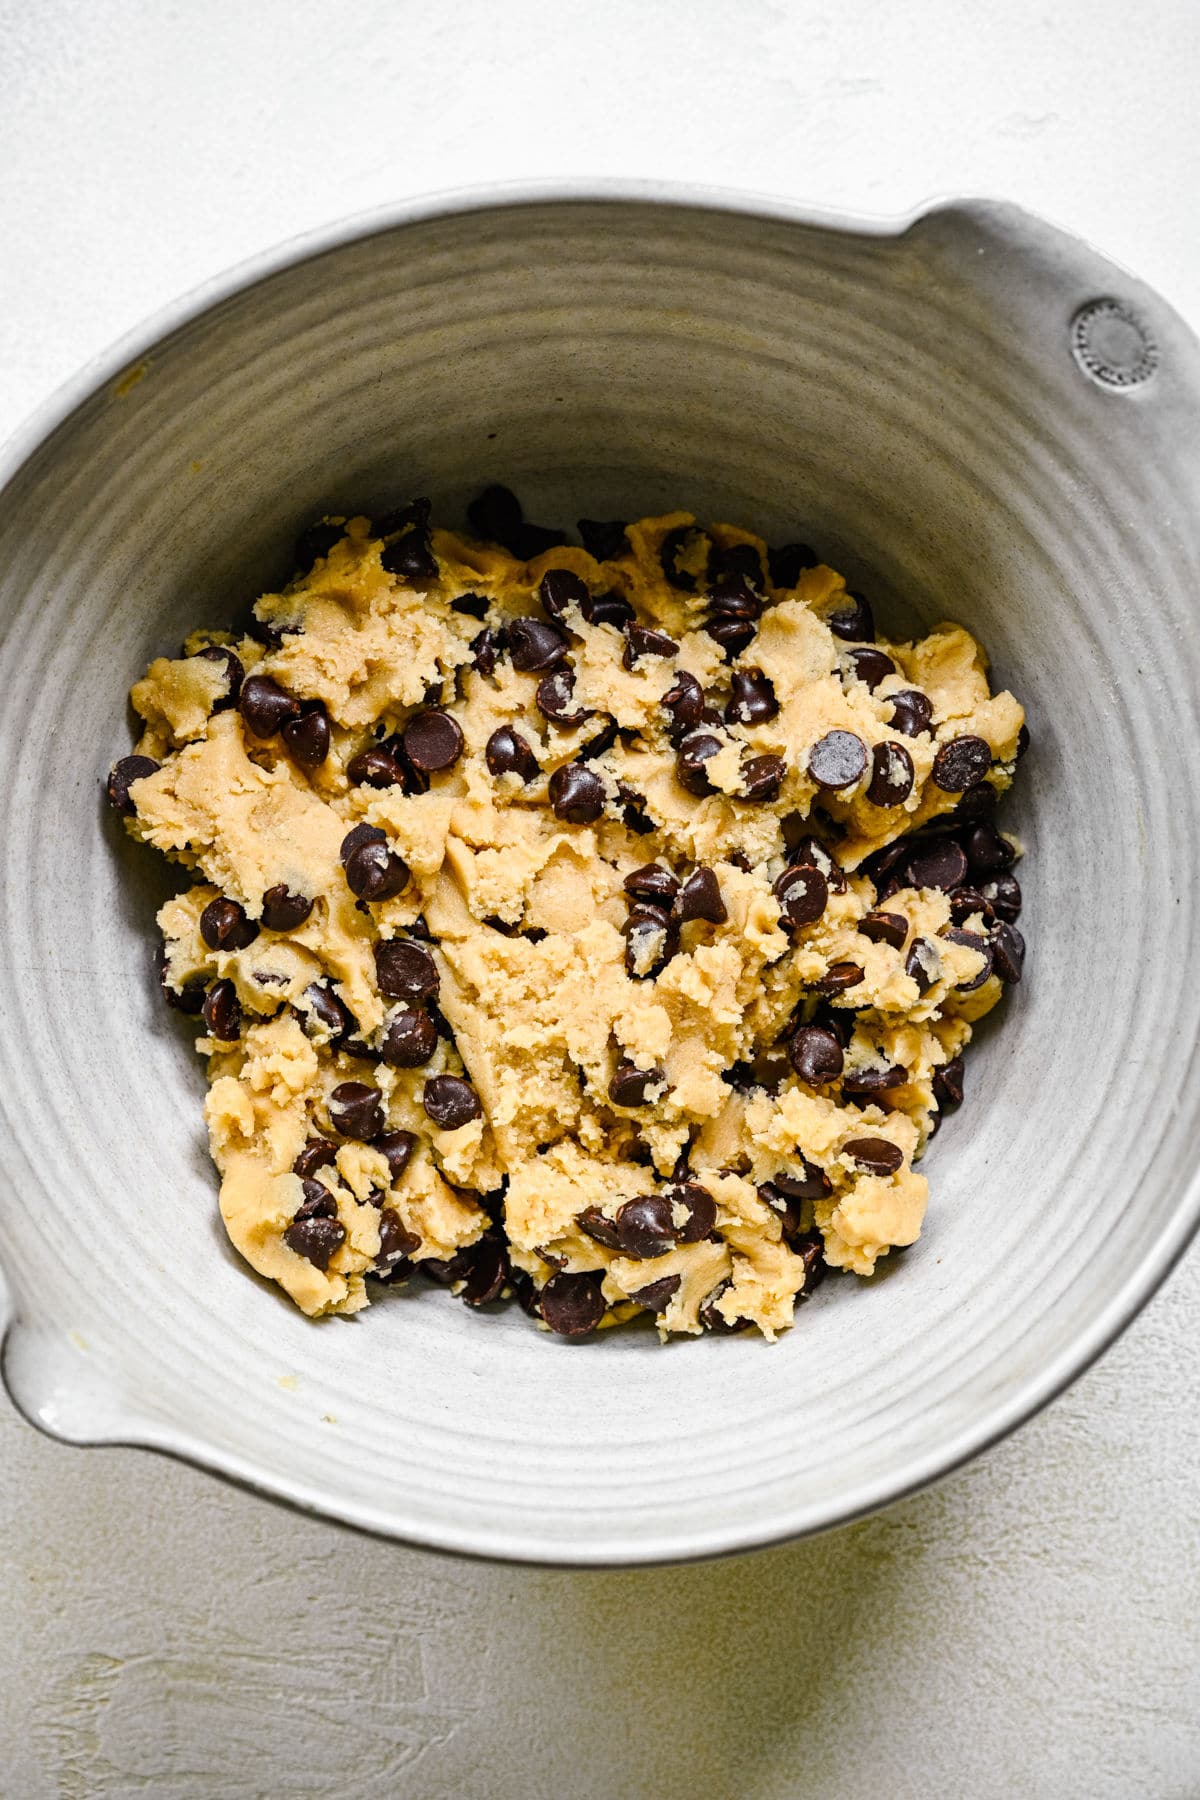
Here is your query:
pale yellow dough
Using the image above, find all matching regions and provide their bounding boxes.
[117,507,1024,1337]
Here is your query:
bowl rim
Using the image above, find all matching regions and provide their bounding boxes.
[1,177,1198,1567]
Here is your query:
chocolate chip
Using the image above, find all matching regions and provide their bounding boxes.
[933,734,992,792]
[158,953,206,1014]
[381,532,438,583]
[460,1232,509,1306]
[511,520,571,559]
[509,616,569,672]
[486,725,540,782]
[941,927,994,991]
[199,896,259,952]
[1016,722,1031,759]
[709,543,766,590]
[662,670,705,737]
[106,755,160,814]
[666,1183,715,1243]
[948,887,996,927]
[631,1274,680,1312]
[195,645,244,712]
[705,614,759,657]
[842,1063,906,1097]
[699,1283,751,1334]
[467,483,524,544]
[423,1074,481,1129]
[844,1136,903,1176]
[420,1243,481,1286]
[293,1137,337,1179]
[261,885,313,932]
[380,1008,439,1067]
[611,1194,676,1259]
[340,822,385,860]
[299,982,353,1045]
[539,567,590,617]
[904,837,969,892]
[740,754,786,802]
[328,1081,384,1140]
[772,1158,832,1201]
[578,1207,624,1251]
[725,668,779,725]
[403,708,464,773]
[470,626,505,677]
[239,674,302,739]
[768,541,819,586]
[536,665,592,728]
[786,833,846,891]
[345,746,404,791]
[846,646,896,691]
[451,592,490,621]
[201,978,241,1040]
[789,1024,845,1085]
[344,839,410,901]
[905,936,941,995]
[585,589,636,629]
[964,821,1016,876]
[980,872,1022,922]
[991,920,1026,984]
[294,519,343,572]
[540,1270,606,1337]
[623,624,679,669]
[933,1054,965,1110]
[608,1060,665,1106]
[375,1206,421,1273]
[549,763,606,823]
[861,837,912,887]
[888,689,933,737]
[281,702,331,768]
[675,866,726,924]
[808,730,867,791]
[867,741,915,808]
[624,911,675,979]
[858,909,908,948]
[375,939,439,1003]
[377,1128,417,1183]
[284,1214,346,1270]
[792,1230,827,1296]
[706,573,761,620]
[773,863,829,928]
[828,592,874,641]
[952,782,998,825]
[659,524,710,591]
[624,863,679,905]
[812,961,865,997]
[675,730,723,797]
[577,519,630,561]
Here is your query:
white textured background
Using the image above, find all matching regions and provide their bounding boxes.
[2,2,1199,1795]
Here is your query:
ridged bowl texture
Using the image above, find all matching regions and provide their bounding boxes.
[1,186,1198,1565]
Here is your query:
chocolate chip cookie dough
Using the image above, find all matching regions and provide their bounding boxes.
[107,489,1028,1338]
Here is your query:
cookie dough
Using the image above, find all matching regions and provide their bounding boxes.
[107,491,1027,1338]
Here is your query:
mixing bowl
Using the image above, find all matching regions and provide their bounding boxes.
[1,184,1197,1565]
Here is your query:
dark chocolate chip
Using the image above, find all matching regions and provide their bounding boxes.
[377,1129,417,1183]
[509,520,571,560]
[904,837,969,892]
[624,863,679,905]
[740,754,786,802]
[467,483,524,544]
[261,885,313,932]
[540,1270,606,1337]
[461,1232,510,1306]
[284,1214,346,1270]
[623,624,679,669]
[375,939,439,1002]
[709,542,766,590]
[509,616,569,672]
[201,978,241,1041]
[789,1024,845,1085]
[844,1136,903,1176]
[858,909,908,948]
[584,589,636,629]
[706,573,762,620]
[536,665,592,728]
[451,592,490,621]
[867,741,915,808]
[423,1074,481,1129]
[200,896,259,952]
[578,1206,624,1251]
[159,957,207,1014]
[548,763,606,823]
[624,911,675,979]
[952,782,998,824]
[376,1206,421,1273]
[106,755,160,814]
[420,1243,481,1286]
[294,520,343,573]
[827,592,874,641]
[403,709,464,773]
[340,822,386,860]
[773,863,829,928]
[675,866,726,924]
[281,702,331,768]
[1016,722,1031,759]
[659,524,710,592]
[842,1063,907,1097]
[381,533,438,583]
[948,887,996,927]
[293,1137,337,1179]
[613,1194,677,1260]
[991,920,1026,984]
[580,719,620,761]
[486,725,540,782]
[631,1274,681,1312]
[933,1054,965,1110]
[344,839,410,901]
[811,961,865,997]
[240,674,302,739]
[846,646,896,691]
[932,734,992,792]
[768,541,819,587]
[699,1282,751,1334]
[675,730,723,797]
[980,872,1022,923]
[905,936,941,995]
[706,615,759,657]
[725,668,779,725]
[608,1060,665,1106]
[471,626,506,677]
[539,567,590,617]
[941,927,994,992]
[662,670,705,736]
[888,689,934,737]
[299,982,353,1045]
[196,645,244,712]
[792,1230,827,1296]
[772,1157,832,1201]
[328,1081,385,1140]
[296,1179,339,1220]
[577,519,630,561]
[380,1008,439,1067]
[964,821,1016,876]
[347,746,407,790]
[808,730,867,791]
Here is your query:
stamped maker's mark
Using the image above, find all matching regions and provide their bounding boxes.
[1071,298,1158,390]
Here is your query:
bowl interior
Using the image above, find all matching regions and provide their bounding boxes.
[1,194,1198,1563]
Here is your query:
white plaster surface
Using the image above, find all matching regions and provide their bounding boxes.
[1,1,1198,1794]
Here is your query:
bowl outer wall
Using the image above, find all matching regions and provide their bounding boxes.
[0,182,1198,1566]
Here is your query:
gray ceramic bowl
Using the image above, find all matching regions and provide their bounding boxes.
[1,184,1198,1566]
